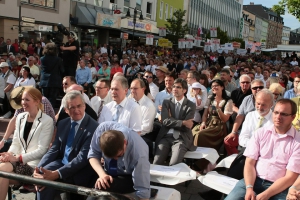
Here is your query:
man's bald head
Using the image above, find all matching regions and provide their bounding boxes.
[66,84,84,93]
[113,72,124,79]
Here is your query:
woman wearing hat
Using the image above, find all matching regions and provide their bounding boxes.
[14,66,36,88]
[189,82,203,127]
[0,87,53,199]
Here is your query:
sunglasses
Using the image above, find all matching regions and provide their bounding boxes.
[251,86,264,90]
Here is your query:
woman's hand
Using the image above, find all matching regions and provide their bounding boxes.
[0,152,18,162]
[199,123,206,131]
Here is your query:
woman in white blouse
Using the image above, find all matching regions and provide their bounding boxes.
[14,66,36,88]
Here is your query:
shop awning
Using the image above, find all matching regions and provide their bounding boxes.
[76,5,95,25]
[121,29,161,39]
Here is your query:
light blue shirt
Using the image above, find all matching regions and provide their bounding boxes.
[154,89,173,114]
[88,121,150,199]
[284,88,296,99]
[76,66,92,85]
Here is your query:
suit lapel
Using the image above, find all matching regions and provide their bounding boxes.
[179,98,188,119]
[26,110,42,146]
[171,97,176,117]
[71,115,88,151]
[18,113,27,151]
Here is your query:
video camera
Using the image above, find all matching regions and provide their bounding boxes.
[46,23,70,45]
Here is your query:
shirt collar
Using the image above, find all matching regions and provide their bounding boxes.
[254,109,272,119]
[136,94,146,104]
[116,97,127,108]
[271,125,296,138]
[175,96,185,105]
[71,113,85,126]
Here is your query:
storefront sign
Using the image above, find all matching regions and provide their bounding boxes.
[121,18,159,34]
[239,18,244,39]
[96,13,121,29]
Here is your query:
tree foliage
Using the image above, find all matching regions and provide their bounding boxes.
[165,9,189,44]
[205,27,229,44]
[272,0,300,20]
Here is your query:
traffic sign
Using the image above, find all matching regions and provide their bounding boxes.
[20,22,35,27]
[22,16,35,23]
[21,27,35,31]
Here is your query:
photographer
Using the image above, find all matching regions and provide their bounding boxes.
[60,31,79,77]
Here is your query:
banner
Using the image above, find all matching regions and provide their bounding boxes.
[194,37,202,47]
[232,41,241,49]
[146,34,154,45]
[204,42,211,52]
[197,24,203,36]
[245,41,261,53]
[178,39,186,49]
[260,42,266,50]
[210,27,217,38]
[158,38,169,47]
[96,13,121,28]
[237,49,247,55]
[225,43,234,50]
[210,38,220,52]
[159,27,166,37]
[186,39,193,49]
[239,18,244,38]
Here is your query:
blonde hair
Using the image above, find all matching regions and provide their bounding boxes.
[24,87,43,111]
[269,83,284,94]
[190,87,202,97]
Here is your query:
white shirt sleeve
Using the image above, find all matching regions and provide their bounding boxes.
[239,113,253,147]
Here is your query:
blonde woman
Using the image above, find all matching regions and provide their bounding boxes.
[268,83,284,103]
[189,82,203,126]
[0,87,53,199]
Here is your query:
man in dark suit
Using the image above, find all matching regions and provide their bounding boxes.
[6,39,15,55]
[34,41,44,57]
[34,90,99,200]
[153,78,196,166]
[107,45,117,58]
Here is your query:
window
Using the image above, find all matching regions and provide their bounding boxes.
[136,0,141,11]
[165,3,168,20]
[146,2,152,19]
[170,6,173,18]
[95,0,103,7]
[21,0,55,8]
[159,1,164,19]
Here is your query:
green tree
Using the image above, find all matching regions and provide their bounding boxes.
[205,27,229,44]
[165,9,189,44]
[272,0,300,20]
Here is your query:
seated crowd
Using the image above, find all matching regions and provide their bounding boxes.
[1,45,300,200]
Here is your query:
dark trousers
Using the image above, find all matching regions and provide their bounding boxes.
[142,121,161,158]
[2,93,14,114]
[42,87,60,109]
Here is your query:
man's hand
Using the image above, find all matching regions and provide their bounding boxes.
[84,83,88,87]
[158,105,162,111]
[183,119,193,129]
[224,133,238,142]
[33,167,46,191]
[95,174,113,190]
[60,46,65,51]
[256,191,270,200]
[245,189,256,200]
[287,188,300,200]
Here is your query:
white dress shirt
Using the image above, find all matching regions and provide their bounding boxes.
[131,95,156,136]
[99,97,142,132]
[145,65,157,75]
[239,110,273,148]
[149,82,159,99]
[90,92,112,114]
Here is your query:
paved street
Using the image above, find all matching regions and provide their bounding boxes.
[0,118,222,200]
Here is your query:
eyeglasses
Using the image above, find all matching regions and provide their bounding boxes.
[211,84,220,88]
[244,71,249,73]
[172,85,182,89]
[294,81,300,83]
[130,87,142,90]
[144,76,153,78]
[95,86,107,90]
[273,111,293,117]
[251,86,264,90]
[240,82,250,84]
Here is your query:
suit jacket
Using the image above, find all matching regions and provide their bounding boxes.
[38,114,98,181]
[6,45,15,55]
[9,109,54,168]
[107,48,116,57]
[156,97,196,151]
[34,47,44,57]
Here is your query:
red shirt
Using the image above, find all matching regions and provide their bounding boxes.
[27,46,35,55]
[12,43,19,53]
[110,67,123,80]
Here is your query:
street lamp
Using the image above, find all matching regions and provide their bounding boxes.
[126,7,143,54]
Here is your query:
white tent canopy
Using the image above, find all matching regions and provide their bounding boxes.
[262,45,300,52]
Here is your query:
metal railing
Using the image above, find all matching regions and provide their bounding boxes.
[0,171,137,200]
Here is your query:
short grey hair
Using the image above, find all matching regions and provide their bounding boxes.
[251,79,264,87]
[239,74,251,82]
[62,90,85,109]
[256,89,274,103]
[112,76,128,89]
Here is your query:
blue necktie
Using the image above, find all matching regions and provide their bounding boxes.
[62,122,77,165]
[112,105,121,122]
[108,159,118,177]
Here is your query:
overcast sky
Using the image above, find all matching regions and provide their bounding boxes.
[243,0,300,30]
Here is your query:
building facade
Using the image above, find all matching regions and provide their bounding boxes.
[290,28,300,45]
[0,0,69,42]
[185,0,243,38]
[243,4,283,48]
[156,0,184,28]
[282,26,291,45]
[261,19,268,42]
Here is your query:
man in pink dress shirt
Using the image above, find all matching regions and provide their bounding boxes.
[225,99,300,200]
